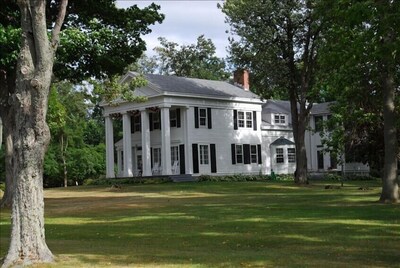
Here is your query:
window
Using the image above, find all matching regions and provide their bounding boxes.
[250,145,257,163]
[170,110,177,127]
[237,111,252,128]
[288,148,296,163]
[153,112,160,130]
[199,145,209,165]
[171,146,179,164]
[153,148,161,166]
[236,145,243,163]
[238,111,245,128]
[134,115,141,132]
[314,116,323,132]
[274,114,286,125]
[199,108,207,127]
[246,112,253,128]
[276,148,284,163]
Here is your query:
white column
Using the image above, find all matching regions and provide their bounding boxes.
[117,149,122,176]
[161,106,172,175]
[184,106,193,174]
[122,112,133,177]
[141,109,152,176]
[105,115,115,178]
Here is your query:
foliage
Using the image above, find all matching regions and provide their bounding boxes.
[197,174,292,182]
[44,82,109,187]
[220,0,326,100]
[1,181,399,267]
[221,0,328,183]
[0,1,164,82]
[146,35,230,80]
[317,0,400,173]
[83,177,171,186]
[92,75,148,105]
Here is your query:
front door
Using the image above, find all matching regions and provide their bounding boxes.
[199,144,210,174]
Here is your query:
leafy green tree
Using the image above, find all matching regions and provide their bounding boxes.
[151,35,230,80]
[318,0,399,202]
[0,1,163,265]
[0,0,163,206]
[221,0,327,184]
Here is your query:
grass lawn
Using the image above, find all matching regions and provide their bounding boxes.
[0,180,399,267]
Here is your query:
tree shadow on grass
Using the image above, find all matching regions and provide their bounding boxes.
[1,182,399,267]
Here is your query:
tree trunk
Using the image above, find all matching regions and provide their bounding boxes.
[379,63,399,203]
[2,0,67,265]
[291,101,309,185]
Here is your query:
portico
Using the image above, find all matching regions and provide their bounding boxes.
[105,105,191,178]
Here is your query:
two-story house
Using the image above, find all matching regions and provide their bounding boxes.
[102,71,368,178]
[102,70,264,178]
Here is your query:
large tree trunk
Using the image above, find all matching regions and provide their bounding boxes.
[291,99,310,185]
[2,0,67,266]
[379,63,399,203]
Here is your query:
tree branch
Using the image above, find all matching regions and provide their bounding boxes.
[51,0,68,51]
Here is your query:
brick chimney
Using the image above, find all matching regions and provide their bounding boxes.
[233,69,250,91]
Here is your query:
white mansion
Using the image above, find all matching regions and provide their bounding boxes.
[102,70,368,178]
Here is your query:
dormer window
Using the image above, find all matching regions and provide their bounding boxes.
[274,114,286,125]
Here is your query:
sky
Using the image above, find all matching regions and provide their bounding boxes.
[116,0,231,58]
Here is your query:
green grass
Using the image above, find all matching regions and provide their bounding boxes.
[1,181,399,267]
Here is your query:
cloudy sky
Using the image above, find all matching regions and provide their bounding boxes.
[116,0,231,58]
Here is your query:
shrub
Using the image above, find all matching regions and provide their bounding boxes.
[83,177,172,186]
[198,174,270,182]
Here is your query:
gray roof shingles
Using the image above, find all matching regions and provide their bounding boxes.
[141,73,260,99]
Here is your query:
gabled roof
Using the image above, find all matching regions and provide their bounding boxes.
[262,100,292,114]
[122,72,261,100]
[271,137,295,146]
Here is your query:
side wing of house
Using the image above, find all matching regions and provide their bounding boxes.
[261,100,297,175]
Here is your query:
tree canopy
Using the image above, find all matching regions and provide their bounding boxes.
[142,35,230,81]
[221,0,326,183]
[317,0,399,202]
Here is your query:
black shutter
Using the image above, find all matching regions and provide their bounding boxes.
[179,144,185,174]
[233,110,238,130]
[194,107,199,128]
[192,144,199,173]
[158,111,161,130]
[253,111,257,130]
[150,147,153,169]
[176,108,181,128]
[231,144,236,164]
[210,144,217,173]
[243,144,251,164]
[207,108,212,129]
[149,113,154,131]
[257,144,262,164]
[130,115,135,133]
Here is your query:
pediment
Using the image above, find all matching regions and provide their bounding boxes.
[120,71,162,98]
